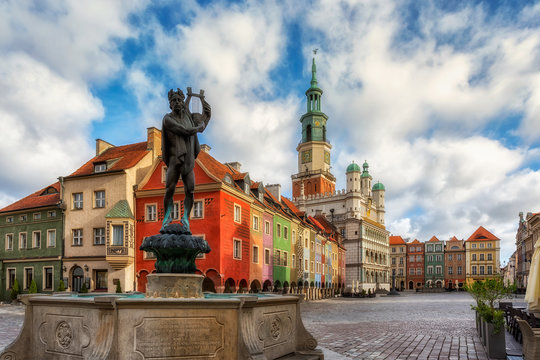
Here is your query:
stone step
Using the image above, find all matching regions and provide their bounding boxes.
[276,354,322,360]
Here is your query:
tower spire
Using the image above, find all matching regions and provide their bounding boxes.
[310,49,319,89]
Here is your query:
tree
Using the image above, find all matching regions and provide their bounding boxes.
[57,279,66,292]
[10,278,20,301]
[80,282,88,293]
[115,280,122,293]
[28,279,38,294]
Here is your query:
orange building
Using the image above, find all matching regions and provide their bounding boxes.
[406,239,425,290]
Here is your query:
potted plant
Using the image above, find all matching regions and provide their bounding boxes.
[10,278,20,303]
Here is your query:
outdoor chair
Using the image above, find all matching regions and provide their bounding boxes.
[510,309,524,343]
[516,318,540,360]
[499,302,513,327]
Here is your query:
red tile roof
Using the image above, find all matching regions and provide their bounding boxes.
[308,216,325,232]
[389,235,406,245]
[428,236,440,242]
[68,142,149,177]
[449,236,459,241]
[0,182,60,213]
[409,239,421,244]
[466,226,499,242]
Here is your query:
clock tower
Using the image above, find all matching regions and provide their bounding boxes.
[292,56,335,198]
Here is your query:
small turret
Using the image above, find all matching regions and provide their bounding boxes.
[346,162,361,192]
[360,160,372,197]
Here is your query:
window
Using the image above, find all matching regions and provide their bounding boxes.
[192,201,203,218]
[487,266,493,275]
[457,254,462,261]
[480,266,485,275]
[399,257,404,265]
[252,245,259,263]
[94,190,105,208]
[253,215,260,231]
[43,267,53,290]
[480,254,484,261]
[457,266,462,275]
[6,234,13,250]
[487,253,492,261]
[416,246,421,252]
[399,269,404,276]
[311,261,314,272]
[472,244,477,249]
[292,230,296,244]
[427,266,433,275]
[436,245,441,251]
[146,204,157,222]
[472,266,477,275]
[6,216,13,223]
[233,239,241,259]
[436,255,442,261]
[400,247,404,253]
[276,224,282,237]
[428,255,433,262]
[47,230,56,247]
[161,166,168,183]
[264,248,270,264]
[311,241,314,251]
[73,193,83,209]
[72,229,83,246]
[392,258,396,265]
[340,228,345,237]
[480,243,485,249]
[112,225,124,246]
[234,204,241,223]
[487,243,492,248]
[472,254,477,261]
[33,213,41,220]
[94,163,107,173]
[48,210,56,218]
[409,255,415,262]
[416,268,422,275]
[416,255,422,262]
[19,232,27,249]
[24,267,33,290]
[283,252,288,267]
[265,221,270,234]
[427,245,432,252]
[292,254,296,269]
[305,259,309,270]
[436,266,442,274]
[275,250,281,265]
[32,231,41,248]
[20,214,27,222]
[284,227,288,240]
[448,266,453,275]
[95,270,108,290]
[448,254,453,261]
[409,268,415,275]
[7,269,16,290]
[93,228,105,245]
[144,251,156,259]
[392,247,396,253]
[172,202,180,220]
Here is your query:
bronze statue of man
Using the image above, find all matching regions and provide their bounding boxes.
[161,88,211,231]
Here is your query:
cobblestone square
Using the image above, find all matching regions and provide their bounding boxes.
[0,292,522,359]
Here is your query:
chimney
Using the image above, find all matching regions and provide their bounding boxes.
[225,162,242,171]
[200,144,211,153]
[266,184,281,202]
[147,127,162,160]
[96,139,114,156]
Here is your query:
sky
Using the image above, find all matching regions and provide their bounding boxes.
[2,0,540,264]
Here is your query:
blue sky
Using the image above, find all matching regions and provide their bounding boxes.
[2,0,540,263]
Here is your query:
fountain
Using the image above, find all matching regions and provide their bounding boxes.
[0,87,323,360]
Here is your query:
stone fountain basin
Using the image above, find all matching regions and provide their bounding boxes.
[1,293,322,360]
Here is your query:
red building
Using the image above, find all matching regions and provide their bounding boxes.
[135,148,254,293]
[406,239,425,290]
[445,236,466,290]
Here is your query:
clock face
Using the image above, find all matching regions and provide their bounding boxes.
[301,150,312,164]
[324,151,331,165]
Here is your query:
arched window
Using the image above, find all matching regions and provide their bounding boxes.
[306,125,312,142]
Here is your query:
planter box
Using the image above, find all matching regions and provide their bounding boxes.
[479,318,486,345]
[485,322,506,359]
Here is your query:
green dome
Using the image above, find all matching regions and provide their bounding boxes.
[372,182,385,191]
[346,162,361,173]
[361,160,371,178]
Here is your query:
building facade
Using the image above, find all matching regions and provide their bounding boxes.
[444,236,465,290]
[465,226,501,283]
[0,183,63,300]
[389,235,407,290]
[62,129,159,292]
[424,236,445,288]
[406,240,425,290]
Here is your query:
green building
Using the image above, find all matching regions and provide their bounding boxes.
[0,182,64,301]
[425,236,445,288]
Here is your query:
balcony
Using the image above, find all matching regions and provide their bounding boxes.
[106,246,134,269]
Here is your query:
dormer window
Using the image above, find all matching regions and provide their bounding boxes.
[223,174,233,185]
[244,183,250,194]
[94,163,107,173]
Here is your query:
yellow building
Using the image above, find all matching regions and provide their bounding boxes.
[62,128,160,292]
[389,235,407,290]
[465,226,501,283]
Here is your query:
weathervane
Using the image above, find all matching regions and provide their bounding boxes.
[313,48,318,55]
